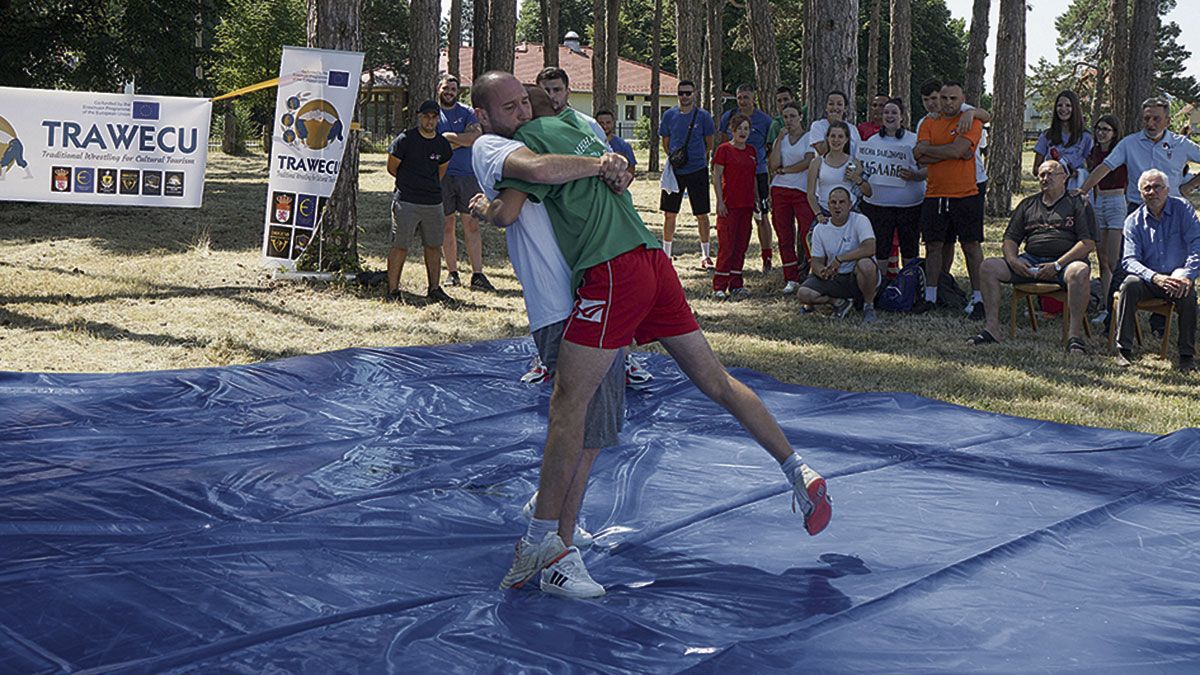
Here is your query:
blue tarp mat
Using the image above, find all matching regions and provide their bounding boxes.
[2,339,1199,673]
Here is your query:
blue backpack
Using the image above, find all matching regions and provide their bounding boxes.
[877,257,926,312]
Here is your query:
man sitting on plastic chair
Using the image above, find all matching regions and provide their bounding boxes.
[967,161,1095,353]
[1112,168,1200,372]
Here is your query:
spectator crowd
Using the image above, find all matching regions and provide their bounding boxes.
[384,68,1200,374]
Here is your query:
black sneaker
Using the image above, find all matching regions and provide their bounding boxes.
[445,271,462,287]
[1180,356,1195,373]
[427,286,456,304]
[470,272,496,291]
[911,298,934,314]
[968,302,986,321]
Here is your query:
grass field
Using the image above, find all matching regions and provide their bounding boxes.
[2,151,1198,434]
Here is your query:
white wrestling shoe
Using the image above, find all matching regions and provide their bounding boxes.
[499,532,569,590]
[791,463,832,536]
[522,491,594,548]
[625,353,653,389]
[540,547,605,599]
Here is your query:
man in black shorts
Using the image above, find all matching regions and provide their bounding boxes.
[659,80,716,268]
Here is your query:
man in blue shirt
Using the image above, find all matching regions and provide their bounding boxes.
[437,74,495,291]
[1075,97,1200,210]
[594,110,635,181]
[1113,169,1200,372]
[719,83,776,273]
[659,80,716,268]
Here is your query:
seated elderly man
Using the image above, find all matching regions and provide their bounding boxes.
[967,160,1096,352]
[795,186,880,323]
[1113,168,1200,371]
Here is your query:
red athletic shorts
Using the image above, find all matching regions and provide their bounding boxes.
[563,246,700,349]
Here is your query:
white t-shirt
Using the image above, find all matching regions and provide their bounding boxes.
[814,155,857,210]
[859,131,925,208]
[809,118,863,156]
[472,134,573,332]
[811,212,876,274]
[770,130,810,191]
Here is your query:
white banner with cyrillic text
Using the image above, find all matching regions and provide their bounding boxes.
[261,46,364,266]
[0,87,210,208]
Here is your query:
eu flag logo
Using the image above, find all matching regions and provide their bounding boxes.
[295,194,317,227]
[132,101,160,120]
[328,71,350,88]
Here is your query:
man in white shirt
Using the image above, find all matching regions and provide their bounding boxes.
[795,187,880,323]
[471,89,632,600]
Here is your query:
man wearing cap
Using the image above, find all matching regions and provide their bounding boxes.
[437,74,495,291]
[386,100,455,303]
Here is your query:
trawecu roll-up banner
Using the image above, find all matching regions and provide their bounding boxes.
[0,87,211,208]
[262,46,364,267]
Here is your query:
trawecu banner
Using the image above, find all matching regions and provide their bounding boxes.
[262,46,364,266]
[0,86,211,208]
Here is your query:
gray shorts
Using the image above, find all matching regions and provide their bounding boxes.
[533,321,625,449]
[390,198,444,250]
[442,173,482,216]
[801,264,879,299]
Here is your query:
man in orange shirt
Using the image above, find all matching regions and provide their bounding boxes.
[913,81,984,313]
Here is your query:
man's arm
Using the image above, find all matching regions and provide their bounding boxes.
[916,137,974,164]
[1056,238,1096,268]
[443,122,482,149]
[1001,239,1025,273]
[387,154,400,177]
[834,238,876,265]
[470,188,530,228]
[438,161,449,181]
[704,134,714,159]
[661,136,671,156]
[501,146,618,184]
[1122,222,1158,283]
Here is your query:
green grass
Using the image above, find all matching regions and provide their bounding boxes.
[2,151,1198,434]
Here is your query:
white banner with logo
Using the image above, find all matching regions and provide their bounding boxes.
[261,46,364,266]
[0,86,211,208]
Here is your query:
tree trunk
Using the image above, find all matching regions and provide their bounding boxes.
[675,0,702,82]
[1107,0,1128,125]
[221,105,237,155]
[889,0,912,120]
[746,0,781,114]
[808,0,859,122]
[449,0,462,77]
[803,0,815,116]
[650,0,662,172]
[592,0,609,114]
[606,0,619,114]
[409,0,439,125]
[965,0,990,105]
[707,0,724,117]
[306,0,363,271]
[489,0,517,72]
[986,0,1025,217]
[867,0,881,102]
[473,0,490,80]
[541,0,560,65]
[1126,0,1156,133]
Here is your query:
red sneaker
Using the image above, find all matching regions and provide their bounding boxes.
[792,464,832,536]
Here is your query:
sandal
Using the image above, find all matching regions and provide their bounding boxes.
[1066,337,1088,355]
[966,329,999,346]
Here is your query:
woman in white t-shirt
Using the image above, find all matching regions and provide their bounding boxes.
[806,121,870,223]
[768,102,813,294]
[858,98,927,266]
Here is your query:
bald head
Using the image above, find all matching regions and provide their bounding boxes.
[471,71,532,138]
[524,85,556,118]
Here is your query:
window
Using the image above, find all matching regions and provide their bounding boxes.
[624,105,636,121]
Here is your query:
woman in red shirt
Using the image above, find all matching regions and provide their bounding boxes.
[712,114,759,299]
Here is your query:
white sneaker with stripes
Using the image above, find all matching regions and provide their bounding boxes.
[540,547,605,599]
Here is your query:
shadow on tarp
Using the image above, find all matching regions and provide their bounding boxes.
[1,339,1199,672]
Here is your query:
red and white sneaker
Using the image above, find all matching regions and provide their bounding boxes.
[625,353,653,389]
[520,354,552,384]
[791,464,832,536]
[500,532,569,590]
[697,256,715,271]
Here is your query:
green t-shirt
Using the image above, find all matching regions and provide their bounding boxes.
[767,116,785,147]
[496,111,661,288]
